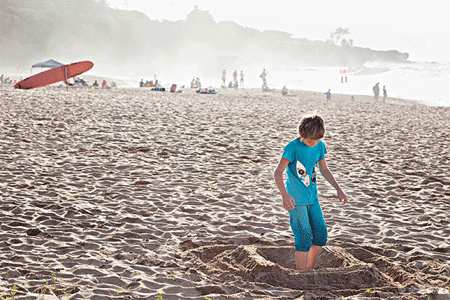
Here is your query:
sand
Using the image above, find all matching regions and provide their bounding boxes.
[0,84,449,300]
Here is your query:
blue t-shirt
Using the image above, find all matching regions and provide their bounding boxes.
[282,138,327,205]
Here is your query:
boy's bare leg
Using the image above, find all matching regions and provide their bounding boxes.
[306,245,322,270]
[295,245,322,271]
[295,251,309,271]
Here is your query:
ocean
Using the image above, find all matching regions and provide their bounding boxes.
[264,61,450,107]
[193,61,449,107]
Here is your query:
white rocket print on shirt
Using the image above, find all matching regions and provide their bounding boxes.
[296,161,310,186]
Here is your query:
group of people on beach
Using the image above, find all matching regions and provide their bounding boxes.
[221,68,271,91]
[221,69,244,89]
[140,79,161,88]
[92,79,115,88]
[190,77,202,88]
[134,68,279,93]
[1,73,116,88]
[0,74,14,85]
[373,82,387,102]
[321,84,388,102]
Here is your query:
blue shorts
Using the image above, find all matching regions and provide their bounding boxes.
[289,200,328,252]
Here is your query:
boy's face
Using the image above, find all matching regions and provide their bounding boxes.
[300,135,321,147]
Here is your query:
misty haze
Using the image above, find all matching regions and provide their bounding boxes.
[1,0,408,85]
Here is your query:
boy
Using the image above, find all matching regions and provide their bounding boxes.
[274,114,347,271]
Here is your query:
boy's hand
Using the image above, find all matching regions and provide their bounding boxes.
[282,193,295,210]
[337,188,347,205]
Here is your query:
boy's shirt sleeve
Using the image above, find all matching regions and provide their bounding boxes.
[318,141,328,161]
[282,142,295,163]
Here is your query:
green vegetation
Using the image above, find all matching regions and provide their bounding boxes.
[0,285,20,300]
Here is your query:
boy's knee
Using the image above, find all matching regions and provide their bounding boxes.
[312,229,328,246]
[294,231,313,252]
[294,245,311,252]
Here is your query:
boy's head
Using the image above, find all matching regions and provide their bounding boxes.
[298,114,325,140]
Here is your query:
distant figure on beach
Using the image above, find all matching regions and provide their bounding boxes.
[92,80,99,87]
[260,69,267,82]
[0,74,3,83]
[240,71,244,89]
[260,69,270,91]
[274,113,347,271]
[373,83,380,99]
[282,85,289,96]
[383,85,387,103]
[222,69,226,88]
[140,79,144,88]
[101,80,107,88]
[325,89,331,101]
[351,95,355,101]
[233,70,238,89]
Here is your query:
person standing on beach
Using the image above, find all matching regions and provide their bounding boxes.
[222,69,226,88]
[274,114,347,271]
[260,68,268,90]
[325,89,331,101]
[233,70,238,89]
[383,85,387,103]
[240,70,244,89]
[373,83,380,100]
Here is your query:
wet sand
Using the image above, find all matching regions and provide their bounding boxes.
[0,85,449,299]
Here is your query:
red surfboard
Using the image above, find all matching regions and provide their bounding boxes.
[14,61,94,89]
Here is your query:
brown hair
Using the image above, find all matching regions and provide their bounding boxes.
[298,114,325,139]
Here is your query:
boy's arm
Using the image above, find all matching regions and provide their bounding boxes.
[317,158,347,205]
[274,158,296,210]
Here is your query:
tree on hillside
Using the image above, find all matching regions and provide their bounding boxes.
[329,26,351,46]
[340,38,353,47]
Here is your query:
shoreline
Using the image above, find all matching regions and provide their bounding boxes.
[3,71,449,108]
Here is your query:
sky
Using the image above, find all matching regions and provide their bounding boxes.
[106,0,448,63]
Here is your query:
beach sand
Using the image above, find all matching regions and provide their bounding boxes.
[0,85,449,299]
